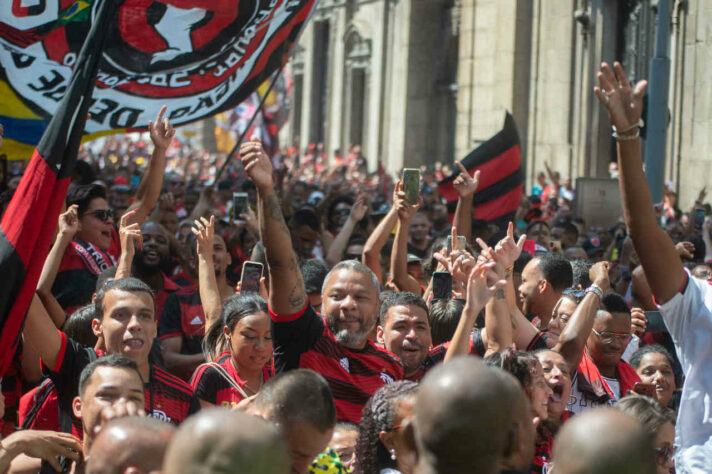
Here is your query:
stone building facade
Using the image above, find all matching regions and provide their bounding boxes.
[285,0,710,205]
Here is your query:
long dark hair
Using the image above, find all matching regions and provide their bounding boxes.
[354,381,418,474]
[204,293,268,360]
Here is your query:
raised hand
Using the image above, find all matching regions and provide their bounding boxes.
[594,61,647,132]
[58,204,80,239]
[465,259,505,313]
[394,180,420,221]
[675,241,695,260]
[589,261,611,292]
[119,209,142,256]
[159,192,175,211]
[492,222,527,269]
[192,216,215,259]
[630,307,647,338]
[350,196,369,222]
[240,136,273,189]
[452,162,480,198]
[148,105,175,151]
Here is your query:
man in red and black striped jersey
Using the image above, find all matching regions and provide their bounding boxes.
[24,278,199,433]
[240,138,403,423]
[377,292,486,381]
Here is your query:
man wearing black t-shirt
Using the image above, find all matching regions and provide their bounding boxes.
[240,138,403,423]
[24,278,199,429]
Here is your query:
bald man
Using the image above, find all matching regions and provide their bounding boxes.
[162,408,290,474]
[413,356,534,474]
[86,416,175,474]
[553,407,656,473]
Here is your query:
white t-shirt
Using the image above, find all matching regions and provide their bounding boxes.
[567,373,619,415]
[658,270,712,473]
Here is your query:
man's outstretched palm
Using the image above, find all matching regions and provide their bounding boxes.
[594,61,647,131]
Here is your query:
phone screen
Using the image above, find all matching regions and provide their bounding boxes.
[402,169,420,205]
[240,262,263,294]
[432,272,452,300]
[233,192,249,221]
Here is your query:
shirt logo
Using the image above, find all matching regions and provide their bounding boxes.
[339,357,350,373]
[190,316,203,325]
[380,373,395,384]
[148,409,171,422]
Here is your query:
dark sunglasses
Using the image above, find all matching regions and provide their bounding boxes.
[84,209,113,222]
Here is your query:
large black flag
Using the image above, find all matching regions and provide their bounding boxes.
[438,112,523,229]
[0,0,118,376]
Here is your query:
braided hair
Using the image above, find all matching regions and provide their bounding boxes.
[354,381,418,474]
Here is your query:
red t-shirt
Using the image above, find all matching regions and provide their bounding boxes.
[190,351,273,408]
[270,303,404,423]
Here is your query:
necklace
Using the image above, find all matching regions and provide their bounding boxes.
[230,357,264,395]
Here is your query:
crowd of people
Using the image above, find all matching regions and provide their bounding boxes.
[0,61,709,474]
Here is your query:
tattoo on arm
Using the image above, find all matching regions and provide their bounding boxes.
[495,288,505,299]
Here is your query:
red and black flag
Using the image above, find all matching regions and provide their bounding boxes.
[438,112,523,229]
[0,0,118,377]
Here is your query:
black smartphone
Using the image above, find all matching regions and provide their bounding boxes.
[432,271,452,300]
[232,192,249,221]
[694,207,705,233]
[644,311,668,333]
[240,261,263,294]
[402,168,420,205]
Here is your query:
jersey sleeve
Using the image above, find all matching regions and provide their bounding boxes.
[269,303,324,373]
[189,364,219,405]
[159,293,182,340]
[45,331,93,411]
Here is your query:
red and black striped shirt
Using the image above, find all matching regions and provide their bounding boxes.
[43,331,199,433]
[270,303,403,423]
[190,351,273,407]
[158,287,206,355]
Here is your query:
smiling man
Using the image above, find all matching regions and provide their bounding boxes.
[24,278,199,431]
[240,137,402,423]
[377,292,432,381]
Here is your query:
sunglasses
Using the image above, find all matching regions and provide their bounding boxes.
[562,288,585,300]
[654,445,675,464]
[84,209,113,222]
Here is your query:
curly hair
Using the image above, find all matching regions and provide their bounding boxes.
[484,347,539,389]
[354,381,418,474]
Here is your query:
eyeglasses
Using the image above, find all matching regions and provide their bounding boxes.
[84,209,113,222]
[591,328,632,345]
[654,445,675,464]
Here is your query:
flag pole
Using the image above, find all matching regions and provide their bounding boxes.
[213,68,283,184]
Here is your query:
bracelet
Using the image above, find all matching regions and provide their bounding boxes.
[504,264,514,278]
[585,284,604,299]
[612,119,644,135]
[612,128,640,141]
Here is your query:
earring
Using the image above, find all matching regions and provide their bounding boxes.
[390,448,397,461]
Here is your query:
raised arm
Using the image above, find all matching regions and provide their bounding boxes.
[240,137,306,314]
[192,216,223,328]
[36,205,79,329]
[326,197,368,267]
[125,106,174,225]
[22,295,64,372]
[391,181,423,294]
[444,259,503,362]
[595,62,683,303]
[362,207,397,282]
[554,262,610,370]
[115,209,142,280]
[452,164,480,244]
